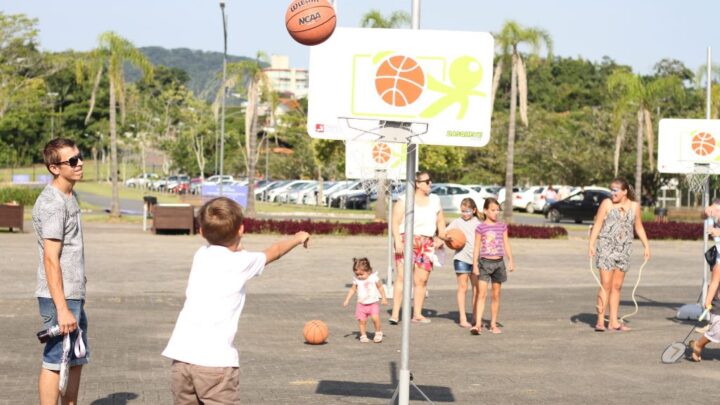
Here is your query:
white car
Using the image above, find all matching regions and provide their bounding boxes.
[511,186,543,213]
[430,183,484,213]
[496,187,522,205]
[469,184,501,200]
[204,175,235,185]
[286,181,319,204]
[125,173,159,188]
[267,180,313,203]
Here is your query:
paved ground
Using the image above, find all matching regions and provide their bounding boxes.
[1,221,718,404]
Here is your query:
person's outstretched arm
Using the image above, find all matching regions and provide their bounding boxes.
[263,231,310,265]
[343,285,357,307]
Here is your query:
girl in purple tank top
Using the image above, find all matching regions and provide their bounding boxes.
[471,198,514,335]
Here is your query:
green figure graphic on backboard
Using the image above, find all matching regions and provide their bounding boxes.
[420,56,485,119]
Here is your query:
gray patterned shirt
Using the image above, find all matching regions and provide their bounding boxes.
[32,185,86,299]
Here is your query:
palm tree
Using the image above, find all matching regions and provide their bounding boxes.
[360,10,410,29]
[607,71,683,197]
[82,32,153,218]
[212,52,271,217]
[493,21,552,221]
[359,9,411,221]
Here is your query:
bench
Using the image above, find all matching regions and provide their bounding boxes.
[0,204,24,232]
[152,204,195,234]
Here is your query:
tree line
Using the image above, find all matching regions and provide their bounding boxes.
[1,11,719,219]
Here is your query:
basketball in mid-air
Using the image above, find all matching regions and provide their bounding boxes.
[691,131,715,156]
[285,0,336,46]
[445,228,466,250]
[303,320,328,345]
[375,55,425,107]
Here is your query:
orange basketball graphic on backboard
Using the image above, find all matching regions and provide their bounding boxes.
[692,131,715,156]
[375,55,425,106]
[372,143,392,164]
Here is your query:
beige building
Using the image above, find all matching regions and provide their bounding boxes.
[263,55,308,99]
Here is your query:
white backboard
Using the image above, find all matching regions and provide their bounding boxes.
[308,27,494,147]
[658,118,720,174]
[345,141,416,180]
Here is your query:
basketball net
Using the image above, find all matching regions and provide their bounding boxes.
[685,163,712,194]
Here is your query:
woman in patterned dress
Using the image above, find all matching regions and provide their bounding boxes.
[588,178,650,332]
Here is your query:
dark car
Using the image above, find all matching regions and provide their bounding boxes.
[544,189,611,223]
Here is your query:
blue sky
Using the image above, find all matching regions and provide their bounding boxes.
[3,0,719,74]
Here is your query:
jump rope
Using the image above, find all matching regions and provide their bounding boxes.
[588,256,648,325]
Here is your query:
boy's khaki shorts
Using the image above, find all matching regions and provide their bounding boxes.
[170,360,239,404]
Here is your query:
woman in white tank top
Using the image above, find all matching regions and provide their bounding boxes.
[389,171,449,324]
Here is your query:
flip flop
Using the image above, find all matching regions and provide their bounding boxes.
[594,324,606,332]
[470,327,482,335]
[388,318,399,325]
[411,318,431,324]
[490,327,502,334]
[459,322,472,329]
[689,340,702,362]
[608,324,631,332]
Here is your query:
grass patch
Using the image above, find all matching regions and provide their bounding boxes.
[74,182,181,204]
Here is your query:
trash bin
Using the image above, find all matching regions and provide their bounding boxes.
[654,207,667,222]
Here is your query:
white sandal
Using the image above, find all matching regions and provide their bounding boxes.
[373,331,383,343]
[360,335,370,343]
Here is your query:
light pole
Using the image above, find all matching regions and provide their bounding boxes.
[47,92,58,139]
[219,0,228,196]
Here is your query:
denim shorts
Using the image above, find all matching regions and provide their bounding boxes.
[38,298,90,370]
[453,260,473,274]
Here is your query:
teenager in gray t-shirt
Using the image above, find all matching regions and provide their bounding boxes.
[33,185,86,299]
[33,138,88,404]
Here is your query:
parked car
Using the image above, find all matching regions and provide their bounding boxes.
[431,183,484,213]
[167,175,190,194]
[532,185,571,213]
[286,181,319,204]
[204,175,235,185]
[298,181,336,205]
[545,189,611,223]
[260,180,292,201]
[329,181,365,207]
[125,173,159,188]
[342,189,371,210]
[309,180,352,206]
[469,185,500,200]
[268,180,313,203]
[511,186,543,213]
[190,177,203,195]
[496,187,522,205]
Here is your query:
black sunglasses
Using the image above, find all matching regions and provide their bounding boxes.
[54,153,83,168]
[416,178,431,184]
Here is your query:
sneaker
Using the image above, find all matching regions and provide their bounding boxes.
[360,335,370,343]
[373,331,383,343]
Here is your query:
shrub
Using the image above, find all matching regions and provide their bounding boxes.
[640,221,702,240]
[242,218,568,239]
[0,187,43,206]
[508,224,568,239]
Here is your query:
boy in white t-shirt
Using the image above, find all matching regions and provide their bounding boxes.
[343,258,388,343]
[162,197,310,403]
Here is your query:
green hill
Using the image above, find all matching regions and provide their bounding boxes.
[136,46,257,101]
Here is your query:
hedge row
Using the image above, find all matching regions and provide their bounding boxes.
[0,187,43,206]
[243,218,568,239]
[640,221,703,240]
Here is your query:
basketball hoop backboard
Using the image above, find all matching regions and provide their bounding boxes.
[307,27,494,146]
[345,141,417,180]
[658,118,720,174]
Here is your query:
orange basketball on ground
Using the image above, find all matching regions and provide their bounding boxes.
[285,0,336,46]
[372,143,392,164]
[375,55,425,106]
[303,320,328,345]
[445,228,466,250]
[692,131,715,156]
